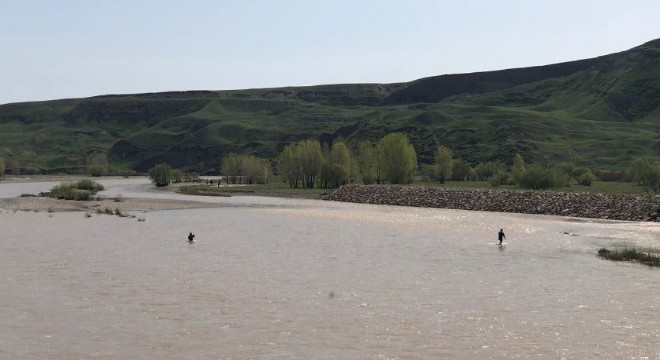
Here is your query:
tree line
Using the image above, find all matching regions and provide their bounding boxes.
[7,133,654,194]
[279,133,417,188]
[273,133,660,193]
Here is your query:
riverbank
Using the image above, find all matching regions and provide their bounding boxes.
[177,183,328,199]
[0,196,222,214]
[324,185,660,221]
[3,177,659,221]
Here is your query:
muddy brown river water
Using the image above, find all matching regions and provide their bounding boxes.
[1,178,659,359]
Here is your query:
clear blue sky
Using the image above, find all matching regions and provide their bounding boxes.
[1,0,659,104]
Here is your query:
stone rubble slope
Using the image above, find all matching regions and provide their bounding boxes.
[324,185,660,221]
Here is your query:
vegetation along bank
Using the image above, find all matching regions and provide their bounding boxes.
[324,185,660,221]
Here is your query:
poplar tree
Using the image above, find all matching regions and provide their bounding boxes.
[377,133,417,184]
[298,140,324,189]
[320,140,352,188]
[86,152,109,176]
[278,140,324,189]
[356,140,376,184]
[279,144,300,188]
[221,153,242,184]
[434,145,453,184]
[511,153,526,183]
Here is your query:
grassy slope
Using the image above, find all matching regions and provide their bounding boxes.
[0,40,658,174]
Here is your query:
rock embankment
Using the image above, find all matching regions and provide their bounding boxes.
[324,185,660,221]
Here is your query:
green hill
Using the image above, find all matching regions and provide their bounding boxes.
[1,39,658,174]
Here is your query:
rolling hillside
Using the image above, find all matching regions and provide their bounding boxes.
[0,39,658,174]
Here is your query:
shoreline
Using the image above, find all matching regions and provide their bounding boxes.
[323,185,660,222]
[0,196,223,214]
[3,178,659,222]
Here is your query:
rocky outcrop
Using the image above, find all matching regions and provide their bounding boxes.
[324,185,660,221]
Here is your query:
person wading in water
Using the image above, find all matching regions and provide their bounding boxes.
[498,229,506,245]
[188,232,195,242]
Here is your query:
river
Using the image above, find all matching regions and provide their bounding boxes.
[1,178,659,359]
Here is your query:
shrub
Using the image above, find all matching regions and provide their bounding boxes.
[596,170,628,182]
[489,172,510,187]
[22,167,40,175]
[320,163,350,189]
[629,158,660,194]
[416,164,435,181]
[451,160,473,181]
[86,153,109,176]
[73,190,92,201]
[172,169,184,183]
[49,182,78,200]
[184,172,200,182]
[149,163,174,187]
[518,165,569,190]
[76,179,105,192]
[511,154,525,182]
[467,168,479,181]
[475,161,504,181]
[9,158,20,175]
[48,180,104,200]
[117,169,137,178]
[577,169,596,186]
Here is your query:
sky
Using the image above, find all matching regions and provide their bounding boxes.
[1,0,659,105]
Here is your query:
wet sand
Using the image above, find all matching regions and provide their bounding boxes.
[0,176,223,213]
[0,196,223,213]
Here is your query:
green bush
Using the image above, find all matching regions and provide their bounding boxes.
[184,172,200,182]
[149,163,174,187]
[596,170,628,182]
[48,180,104,200]
[49,183,77,200]
[578,169,596,186]
[629,158,660,194]
[416,164,435,181]
[518,165,569,190]
[172,169,184,183]
[76,179,105,192]
[475,161,504,181]
[73,190,92,201]
[450,160,473,181]
[489,172,510,187]
[320,163,350,189]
